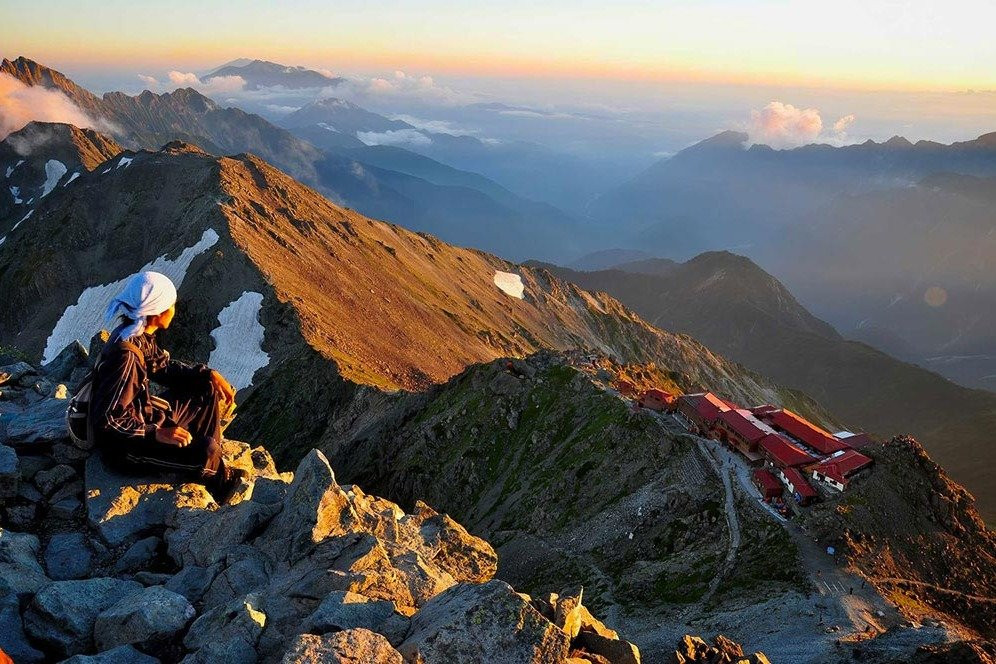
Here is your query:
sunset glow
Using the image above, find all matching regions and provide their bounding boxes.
[4,0,996,92]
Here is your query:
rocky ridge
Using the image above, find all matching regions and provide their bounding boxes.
[0,346,648,663]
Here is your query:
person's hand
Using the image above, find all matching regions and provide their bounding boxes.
[156,426,192,447]
[210,370,236,407]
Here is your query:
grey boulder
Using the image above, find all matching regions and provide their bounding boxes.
[94,585,196,650]
[398,580,570,664]
[44,532,93,581]
[0,528,49,595]
[23,577,143,657]
[59,644,160,663]
[280,629,403,664]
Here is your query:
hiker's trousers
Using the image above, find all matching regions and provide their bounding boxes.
[103,379,225,479]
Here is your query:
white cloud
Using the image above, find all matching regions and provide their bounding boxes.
[167,71,246,95]
[0,73,105,141]
[356,128,432,146]
[332,70,478,107]
[137,74,159,88]
[833,113,856,138]
[748,101,823,148]
[390,114,479,136]
[265,104,299,115]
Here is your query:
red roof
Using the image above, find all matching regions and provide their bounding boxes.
[679,392,731,423]
[836,432,875,449]
[765,409,849,455]
[752,468,782,494]
[642,388,674,401]
[813,450,873,485]
[759,433,819,468]
[782,467,818,498]
[751,404,781,417]
[717,409,774,444]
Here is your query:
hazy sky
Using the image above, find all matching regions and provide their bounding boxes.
[4,0,996,156]
[5,0,996,90]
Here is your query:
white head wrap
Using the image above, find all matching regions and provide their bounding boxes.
[104,271,178,342]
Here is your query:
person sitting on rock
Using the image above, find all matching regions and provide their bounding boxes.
[89,270,245,502]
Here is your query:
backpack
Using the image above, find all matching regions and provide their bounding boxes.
[66,339,145,449]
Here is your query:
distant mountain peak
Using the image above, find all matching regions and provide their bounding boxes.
[883,135,913,148]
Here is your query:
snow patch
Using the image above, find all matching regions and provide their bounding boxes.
[208,291,269,392]
[63,172,81,187]
[116,156,133,169]
[101,167,111,175]
[42,228,220,364]
[41,160,67,197]
[9,186,21,203]
[12,210,33,230]
[5,160,24,178]
[0,237,5,247]
[493,270,525,299]
[318,122,338,132]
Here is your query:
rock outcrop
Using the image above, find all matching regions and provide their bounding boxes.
[0,350,641,663]
[670,634,770,664]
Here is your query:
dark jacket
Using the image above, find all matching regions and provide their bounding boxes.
[89,324,211,446]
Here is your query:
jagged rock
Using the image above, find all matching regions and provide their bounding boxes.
[133,572,172,586]
[94,585,196,650]
[0,582,45,663]
[302,591,410,646]
[280,629,403,664]
[0,444,17,499]
[576,605,618,640]
[50,496,83,520]
[45,532,93,581]
[167,498,280,567]
[52,441,89,464]
[35,463,77,496]
[575,631,641,664]
[3,503,37,529]
[0,398,70,446]
[0,529,49,595]
[114,536,161,574]
[391,550,457,606]
[44,340,89,382]
[183,593,266,663]
[398,580,570,663]
[85,453,217,546]
[165,563,222,604]
[0,362,36,386]
[670,634,766,664]
[258,449,357,563]
[23,577,143,657]
[555,586,584,639]
[202,553,271,607]
[59,644,160,663]
[406,501,498,584]
[250,476,290,505]
[16,454,53,481]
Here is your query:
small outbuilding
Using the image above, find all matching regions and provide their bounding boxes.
[752,468,783,501]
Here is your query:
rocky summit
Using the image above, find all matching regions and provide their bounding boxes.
[0,348,645,663]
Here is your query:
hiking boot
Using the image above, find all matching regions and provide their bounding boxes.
[209,466,248,504]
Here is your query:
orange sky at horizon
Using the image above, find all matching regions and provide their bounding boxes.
[5,0,996,95]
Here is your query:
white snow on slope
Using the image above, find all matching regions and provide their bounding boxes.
[41,160,67,198]
[12,210,33,231]
[9,186,21,203]
[42,228,220,364]
[101,167,111,175]
[208,291,269,392]
[63,172,81,187]
[0,237,5,247]
[116,156,133,169]
[5,160,24,178]
[493,270,525,299]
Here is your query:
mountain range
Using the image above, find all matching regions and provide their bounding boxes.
[1,56,586,262]
[2,54,995,662]
[1,119,993,661]
[587,129,996,393]
[203,58,344,89]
